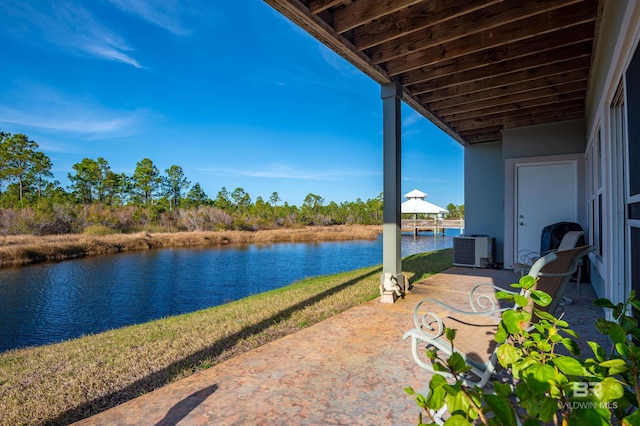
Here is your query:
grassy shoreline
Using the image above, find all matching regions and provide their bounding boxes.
[0,248,453,425]
[0,225,381,269]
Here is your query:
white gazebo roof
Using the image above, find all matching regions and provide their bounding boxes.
[401,189,448,214]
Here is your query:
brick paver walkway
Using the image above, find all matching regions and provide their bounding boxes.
[74,267,606,425]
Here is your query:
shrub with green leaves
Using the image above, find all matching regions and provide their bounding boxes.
[405,276,640,425]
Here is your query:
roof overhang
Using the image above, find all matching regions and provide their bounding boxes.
[264,0,601,146]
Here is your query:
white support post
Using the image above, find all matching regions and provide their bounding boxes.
[380,80,405,303]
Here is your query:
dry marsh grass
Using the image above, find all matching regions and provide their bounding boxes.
[0,249,452,425]
[0,225,381,269]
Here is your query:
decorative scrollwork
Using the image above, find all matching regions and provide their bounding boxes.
[470,293,498,313]
[468,283,515,315]
[413,299,444,339]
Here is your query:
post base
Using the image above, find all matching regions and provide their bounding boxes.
[379,273,405,304]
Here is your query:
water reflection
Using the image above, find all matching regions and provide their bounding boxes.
[0,231,457,352]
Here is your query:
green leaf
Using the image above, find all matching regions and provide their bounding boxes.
[613,303,625,319]
[530,290,552,307]
[514,294,529,307]
[446,388,473,420]
[596,377,624,402]
[502,310,531,334]
[622,409,640,426]
[443,414,473,426]
[525,364,555,393]
[534,309,557,323]
[445,327,457,343]
[415,393,427,408]
[432,362,449,372]
[620,316,638,332]
[588,341,606,362]
[539,397,558,423]
[495,291,514,301]
[561,338,580,356]
[616,342,631,357]
[520,275,537,290]
[484,394,516,425]
[630,299,640,312]
[448,352,468,373]
[595,318,614,334]
[609,324,627,344]
[599,358,627,368]
[560,328,578,338]
[426,374,448,410]
[495,323,508,343]
[426,347,438,361]
[554,356,584,376]
[600,358,629,375]
[569,400,611,426]
[609,364,630,375]
[497,344,519,367]
[493,381,512,397]
[593,298,616,308]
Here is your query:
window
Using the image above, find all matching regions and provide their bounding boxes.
[587,129,603,258]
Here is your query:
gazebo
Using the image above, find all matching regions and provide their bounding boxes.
[401,189,448,236]
[401,189,448,215]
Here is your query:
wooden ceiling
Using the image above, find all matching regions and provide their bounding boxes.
[264,0,600,145]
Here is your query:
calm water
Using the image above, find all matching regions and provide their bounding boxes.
[0,230,459,352]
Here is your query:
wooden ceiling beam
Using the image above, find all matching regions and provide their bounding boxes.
[408,44,592,95]
[400,25,595,86]
[425,63,590,103]
[383,1,597,76]
[369,0,583,64]
[352,0,501,50]
[428,76,588,111]
[308,0,344,15]
[465,133,504,144]
[460,128,504,144]
[441,90,586,122]
[503,109,585,129]
[450,101,584,132]
[333,0,423,34]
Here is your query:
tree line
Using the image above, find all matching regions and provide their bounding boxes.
[0,131,463,235]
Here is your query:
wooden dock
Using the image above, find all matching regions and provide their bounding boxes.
[401,219,465,236]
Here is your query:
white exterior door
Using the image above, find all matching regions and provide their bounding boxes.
[515,162,578,259]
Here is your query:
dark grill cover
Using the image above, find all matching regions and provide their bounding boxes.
[540,221,588,280]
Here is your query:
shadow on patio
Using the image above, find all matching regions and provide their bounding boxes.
[75,267,608,425]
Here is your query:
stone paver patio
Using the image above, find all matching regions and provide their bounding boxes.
[74,267,607,425]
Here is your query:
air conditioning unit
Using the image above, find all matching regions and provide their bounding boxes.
[453,235,494,268]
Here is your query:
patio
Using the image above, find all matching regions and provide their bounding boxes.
[74,267,608,425]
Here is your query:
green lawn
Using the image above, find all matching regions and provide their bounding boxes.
[0,248,452,425]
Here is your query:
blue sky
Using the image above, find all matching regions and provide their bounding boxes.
[0,0,463,207]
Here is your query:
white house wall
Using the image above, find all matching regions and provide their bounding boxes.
[464,119,587,267]
[583,0,640,303]
[502,120,586,159]
[501,121,587,269]
[464,142,505,264]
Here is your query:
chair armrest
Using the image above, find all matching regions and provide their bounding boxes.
[411,300,445,339]
[411,286,513,340]
[517,249,539,265]
[468,283,517,313]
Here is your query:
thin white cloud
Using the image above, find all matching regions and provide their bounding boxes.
[319,46,361,79]
[106,0,200,36]
[201,163,379,181]
[403,111,423,127]
[0,83,149,137]
[1,0,142,68]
